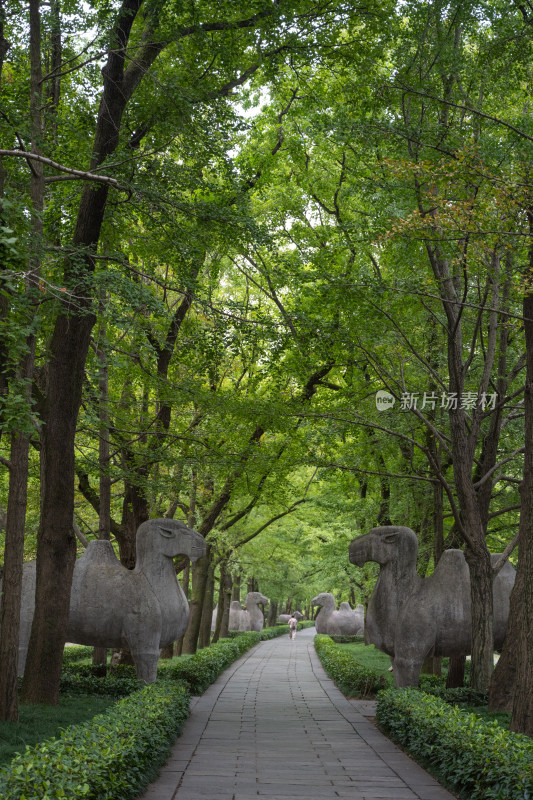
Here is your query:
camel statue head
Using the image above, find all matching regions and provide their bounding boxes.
[245,591,268,609]
[312,592,335,610]
[135,518,206,563]
[349,525,418,568]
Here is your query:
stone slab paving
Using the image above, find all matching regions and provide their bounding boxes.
[139,627,457,800]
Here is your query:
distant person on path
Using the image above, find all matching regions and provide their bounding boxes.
[289,615,298,639]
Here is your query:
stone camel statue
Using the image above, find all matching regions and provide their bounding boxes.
[228,600,247,631]
[348,525,516,687]
[241,592,269,632]
[278,610,304,624]
[338,602,365,635]
[7,518,206,683]
[312,593,364,635]
[312,593,336,633]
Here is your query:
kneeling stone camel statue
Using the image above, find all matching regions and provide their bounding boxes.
[349,525,516,687]
[312,593,364,635]
[228,593,269,631]
[8,518,205,683]
[278,610,303,624]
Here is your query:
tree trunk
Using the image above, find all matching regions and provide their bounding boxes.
[160,644,174,659]
[198,560,215,649]
[0,434,30,720]
[446,655,466,689]
[232,572,241,602]
[488,566,523,710]
[489,278,533,734]
[182,547,210,654]
[219,571,233,640]
[174,563,190,657]
[267,600,278,628]
[449,405,495,690]
[464,541,494,690]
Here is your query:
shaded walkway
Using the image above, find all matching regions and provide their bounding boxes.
[140,627,456,800]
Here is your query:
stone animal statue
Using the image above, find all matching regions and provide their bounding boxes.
[6,519,205,683]
[228,600,247,631]
[348,525,516,687]
[241,592,269,632]
[312,594,363,635]
[312,593,337,633]
[337,602,365,635]
[278,610,303,624]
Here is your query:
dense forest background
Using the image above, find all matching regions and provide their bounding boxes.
[0,0,532,733]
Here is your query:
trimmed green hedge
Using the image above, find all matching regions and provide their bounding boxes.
[0,680,189,800]
[60,665,141,697]
[377,688,533,800]
[2,628,267,798]
[328,634,366,644]
[158,632,260,693]
[314,634,386,698]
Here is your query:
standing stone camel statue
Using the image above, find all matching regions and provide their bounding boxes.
[7,518,205,683]
[312,593,364,635]
[241,592,269,632]
[348,525,516,687]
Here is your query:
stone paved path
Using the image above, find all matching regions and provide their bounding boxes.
[139,627,457,800]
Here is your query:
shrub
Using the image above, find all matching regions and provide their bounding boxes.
[158,632,261,694]
[0,681,189,800]
[418,679,489,708]
[63,645,94,664]
[328,634,366,644]
[259,625,291,640]
[377,687,533,800]
[314,634,386,698]
[60,665,141,697]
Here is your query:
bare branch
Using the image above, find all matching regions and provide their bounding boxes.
[0,150,122,188]
[492,532,520,574]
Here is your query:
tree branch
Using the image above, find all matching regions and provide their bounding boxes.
[0,150,122,187]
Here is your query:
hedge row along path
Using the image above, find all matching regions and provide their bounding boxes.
[139,627,456,800]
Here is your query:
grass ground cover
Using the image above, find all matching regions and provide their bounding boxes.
[336,641,395,686]
[0,694,116,767]
[336,641,511,729]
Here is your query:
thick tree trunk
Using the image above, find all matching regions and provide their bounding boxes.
[0,434,30,720]
[488,562,523,710]
[119,479,149,569]
[465,542,494,690]
[20,0,150,705]
[21,315,92,704]
[509,284,533,735]
[182,548,210,654]
[489,282,533,734]
[449,407,494,690]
